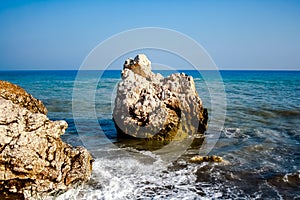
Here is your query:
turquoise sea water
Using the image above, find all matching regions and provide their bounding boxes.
[0,70,299,199]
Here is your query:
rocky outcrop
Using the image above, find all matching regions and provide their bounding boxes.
[0,82,93,199]
[113,54,208,141]
[0,81,47,115]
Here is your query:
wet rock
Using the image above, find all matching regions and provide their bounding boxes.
[0,81,47,115]
[190,155,224,163]
[0,82,93,199]
[113,54,208,141]
[267,171,300,198]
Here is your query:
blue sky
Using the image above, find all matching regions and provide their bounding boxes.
[0,0,300,70]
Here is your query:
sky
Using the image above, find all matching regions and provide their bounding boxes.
[0,0,300,70]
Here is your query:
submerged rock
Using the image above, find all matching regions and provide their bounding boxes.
[0,82,93,199]
[190,155,230,165]
[190,155,224,163]
[113,54,208,141]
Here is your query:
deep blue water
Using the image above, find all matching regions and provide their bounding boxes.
[0,70,299,199]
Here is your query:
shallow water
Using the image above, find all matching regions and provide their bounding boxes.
[0,70,299,199]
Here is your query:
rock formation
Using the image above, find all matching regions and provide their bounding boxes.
[113,54,208,141]
[0,81,47,115]
[0,81,93,199]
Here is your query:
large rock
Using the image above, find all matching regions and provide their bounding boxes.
[0,82,93,199]
[113,54,208,141]
[0,81,47,115]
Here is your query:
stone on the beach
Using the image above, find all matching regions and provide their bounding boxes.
[113,54,208,141]
[0,81,93,199]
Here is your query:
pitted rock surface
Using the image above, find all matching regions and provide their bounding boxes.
[0,82,93,199]
[0,81,47,115]
[113,54,208,141]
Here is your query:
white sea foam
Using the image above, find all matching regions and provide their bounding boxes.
[222,127,241,138]
[55,149,222,200]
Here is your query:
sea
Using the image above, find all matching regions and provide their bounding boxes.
[0,70,299,199]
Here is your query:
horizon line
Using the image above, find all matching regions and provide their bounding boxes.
[0,68,300,71]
